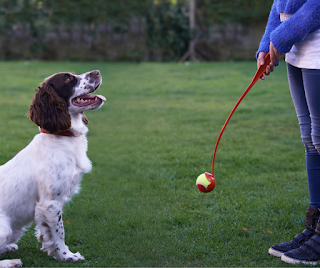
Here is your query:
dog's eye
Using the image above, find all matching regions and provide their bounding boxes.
[65,77,73,83]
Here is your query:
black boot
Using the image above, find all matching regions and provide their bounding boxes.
[281,216,320,265]
[268,205,320,257]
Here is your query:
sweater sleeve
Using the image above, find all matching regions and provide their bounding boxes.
[271,0,320,54]
[256,2,281,59]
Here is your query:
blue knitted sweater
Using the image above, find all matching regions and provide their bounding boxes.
[256,0,320,58]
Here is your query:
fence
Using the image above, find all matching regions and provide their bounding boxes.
[0,20,266,61]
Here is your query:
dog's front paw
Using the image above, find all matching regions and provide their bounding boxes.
[0,259,22,268]
[4,244,18,253]
[56,251,85,262]
[0,244,19,255]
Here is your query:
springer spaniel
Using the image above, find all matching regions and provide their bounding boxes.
[0,70,105,268]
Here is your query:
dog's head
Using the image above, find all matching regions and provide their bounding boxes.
[28,70,105,134]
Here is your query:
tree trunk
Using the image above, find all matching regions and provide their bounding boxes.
[180,0,197,62]
[189,0,196,61]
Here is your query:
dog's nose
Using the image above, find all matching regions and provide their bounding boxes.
[90,70,100,77]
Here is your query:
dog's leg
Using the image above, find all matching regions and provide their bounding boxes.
[35,200,84,262]
[0,214,12,252]
[0,229,22,255]
[2,228,24,255]
[0,214,22,268]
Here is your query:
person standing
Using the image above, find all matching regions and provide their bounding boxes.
[256,0,320,265]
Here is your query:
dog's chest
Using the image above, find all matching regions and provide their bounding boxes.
[54,136,92,176]
[32,134,92,193]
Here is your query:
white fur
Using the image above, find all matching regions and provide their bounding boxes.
[0,70,103,267]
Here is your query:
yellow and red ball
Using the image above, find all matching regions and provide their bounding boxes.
[196,172,216,193]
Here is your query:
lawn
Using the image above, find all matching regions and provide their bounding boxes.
[0,59,311,267]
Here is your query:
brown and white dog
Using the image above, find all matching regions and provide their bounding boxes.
[0,70,105,268]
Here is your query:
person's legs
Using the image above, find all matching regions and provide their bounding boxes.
[301,68,320,208]
[287,64,320,208]
[279,65,320,264]
[268,64,320,258]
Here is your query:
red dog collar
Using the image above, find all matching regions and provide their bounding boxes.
[39,127,77,137]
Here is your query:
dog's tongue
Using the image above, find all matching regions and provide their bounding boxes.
[95,94,106,101]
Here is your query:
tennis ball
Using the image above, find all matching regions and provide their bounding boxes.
[196,172,216,193]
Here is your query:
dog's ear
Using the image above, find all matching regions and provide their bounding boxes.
[81,112,89,125]
[28,82,71,133]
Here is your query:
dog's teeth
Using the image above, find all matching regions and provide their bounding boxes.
[74,97,93,104]
[95,97,97,101]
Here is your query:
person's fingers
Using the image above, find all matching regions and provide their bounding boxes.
[269,62,274,72]
[265,65,270,76]
[270,42,281,66]
[257,52,266,68]
[257,52,266,79]
[270,47,277,66]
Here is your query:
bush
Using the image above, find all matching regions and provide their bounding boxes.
[146,0,189,61]
[0,0,273,61]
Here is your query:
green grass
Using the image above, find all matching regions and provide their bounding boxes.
[0,60,311,267]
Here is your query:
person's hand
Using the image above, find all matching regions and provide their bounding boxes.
[257,43,281,80]
[269,41,282,67]
[257,51,274,80]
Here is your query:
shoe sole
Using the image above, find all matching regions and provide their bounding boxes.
[268,247,285,258]
[281,254,319,266]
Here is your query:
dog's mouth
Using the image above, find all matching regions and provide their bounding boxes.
[72,84,106,107]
